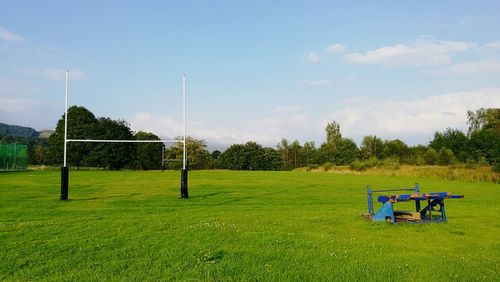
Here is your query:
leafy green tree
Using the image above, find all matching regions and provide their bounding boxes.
[208,150,222,168]
[87,118,135,170]
[276,138,291,169]
[134,131,163,170]
[47,106,98,168]
[407,145,427,165]
[382,139,409,161]
[467,108,500,135]
[165,137,210,169]
[325,121,342,148]
[467,128,500,165]
[244,142,267,170]
[33,144,47,165]
[429,128,468,161]
[220,144,246,170]
[318,138,359,166]
[262,147,281,170]
[300,141,319,166]
[437,147,455,166]
[334,138,360,165]
[211,150,221,160]
[360,135,384,160]
[289,140,302,168]
[423,148,439,165]
[318,142,336,164]
[220,142,280,171]
[1,134,15,143]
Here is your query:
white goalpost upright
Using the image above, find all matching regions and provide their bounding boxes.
[60,70,189,200]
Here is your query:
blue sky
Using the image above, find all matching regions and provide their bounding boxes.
[1,1,500,148]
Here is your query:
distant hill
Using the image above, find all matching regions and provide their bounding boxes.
[0,123,53,139]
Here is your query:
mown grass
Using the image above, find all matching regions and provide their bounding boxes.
[0,170,498,281]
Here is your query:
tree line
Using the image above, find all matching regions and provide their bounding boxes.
[2,106,498,171]
[45,106,163,170]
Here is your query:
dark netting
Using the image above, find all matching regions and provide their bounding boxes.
[0,143,28,171]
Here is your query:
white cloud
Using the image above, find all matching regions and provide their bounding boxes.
[0,77,39,96]
[131,88,500,148]
[429,57,500,77]
[321,88,500,138]
[479,41,500,52]
[326,43,345,54]
[0,97,36,112]
[0,27,23,42]
[344,37,476,67]
[306,52,322,63]
[129,112,183,138]
[130,107,313,147]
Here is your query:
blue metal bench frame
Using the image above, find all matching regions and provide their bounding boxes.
[367,183,464,223]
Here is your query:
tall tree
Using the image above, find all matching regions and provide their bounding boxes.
[407,145,427,165]
[220,142,280,171]
[300,141,318,166]
[318,142,336,164]
[134,131,163,170]
[47,106,98,168]
[219,144,246,170]
[360,135,384,160]
[437,147,455,165]
[382,139,409,161]
[289,140,302,168]
[262,147,281,171]
[467,127,500,165]
[429,128,468,161]
[244,142,267,170]
[325,121,342,148]
[423,148,439,165]
[87,118,135,170]
[335,138,360,165]
[209,150,222,168]
[276,138,291,169]
[165,137,210,169]
[467,108,500,135]
[33,144,47,165]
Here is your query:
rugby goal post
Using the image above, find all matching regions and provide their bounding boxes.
[60,70,189,200]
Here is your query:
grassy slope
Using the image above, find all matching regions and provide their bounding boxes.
[0,170,498,281]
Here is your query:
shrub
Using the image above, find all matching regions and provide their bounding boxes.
[492,162,500,173]
[349,160,365,171]
[306,164,318,171]
[349,157,379,171]
[465,159,478,169]
[437,147,454,166]
[323,162,333,171]
[424,148,439,165]
[478,157,490,167]
[381,157,400,170]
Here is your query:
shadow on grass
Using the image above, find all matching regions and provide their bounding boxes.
[209,189,289,207]
[189,192,228,199]
[64,192,146,202]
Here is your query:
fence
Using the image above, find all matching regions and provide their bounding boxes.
[0,143,28,171]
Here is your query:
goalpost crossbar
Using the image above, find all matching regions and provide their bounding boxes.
[60,71,190,200]
[66,139,183,143]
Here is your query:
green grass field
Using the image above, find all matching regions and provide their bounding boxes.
[0,170,498,281]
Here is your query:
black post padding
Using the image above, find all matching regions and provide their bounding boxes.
[60,166,69,200]
[180,168,188,198]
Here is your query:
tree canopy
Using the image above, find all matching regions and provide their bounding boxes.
[38,106,499,171]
